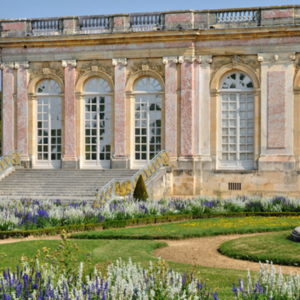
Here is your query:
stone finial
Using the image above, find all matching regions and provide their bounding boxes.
[62,60,77,68]
[112,58,127,66]
[0,62,15,70]
[14,61,29,69]
[162,56,179,64]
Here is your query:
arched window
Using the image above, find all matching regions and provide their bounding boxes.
[83,77,111,168]
[219,72,254,169]
[36,79,62,168]
[133,77,162,165]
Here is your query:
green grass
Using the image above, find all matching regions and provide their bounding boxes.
[0,238,249,300]
[219,230,300,266]
[71,216,300,240]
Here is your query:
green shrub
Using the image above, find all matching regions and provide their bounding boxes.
[133,175,148,201]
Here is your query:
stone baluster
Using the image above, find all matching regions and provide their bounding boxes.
[62,59,78,168]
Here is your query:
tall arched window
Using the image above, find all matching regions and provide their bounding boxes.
[83,77,111,168]
[36,79,62,168]
[219,72,255,169]
[133,77,162,165]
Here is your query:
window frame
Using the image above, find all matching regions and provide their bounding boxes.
[218,72,255,170]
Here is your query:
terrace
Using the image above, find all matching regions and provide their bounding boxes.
[1,5,300,38]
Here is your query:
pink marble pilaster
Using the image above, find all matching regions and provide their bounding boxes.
[267,71,286,149]
[62,60,77,163]
[112,58,127,157]
[1,63,15,155]
[163,57,178,157]
[179,57,195,156]
[16,62,29,159]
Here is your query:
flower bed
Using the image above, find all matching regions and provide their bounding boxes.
[0,232,217,300]
[1,196,300,232]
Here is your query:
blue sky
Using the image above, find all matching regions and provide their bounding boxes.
[0,0,298,19]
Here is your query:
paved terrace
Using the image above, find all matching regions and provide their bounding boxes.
[0,5,300,37]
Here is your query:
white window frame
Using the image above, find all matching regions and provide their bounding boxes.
[83,78,112,169]
[35,80,62,169]
[132,77,162,168]
[218,72,255,170]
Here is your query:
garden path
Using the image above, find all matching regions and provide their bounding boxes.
[153,232,300,275]
[0,235,61,245]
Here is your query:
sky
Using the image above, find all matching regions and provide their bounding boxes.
[0,0,298,19]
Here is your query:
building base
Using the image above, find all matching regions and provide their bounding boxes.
[111,156,129,169]
[61,155,79,169]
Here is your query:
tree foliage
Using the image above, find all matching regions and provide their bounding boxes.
[133,175,149,201]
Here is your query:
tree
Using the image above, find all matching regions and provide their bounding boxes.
[133,175,149,201]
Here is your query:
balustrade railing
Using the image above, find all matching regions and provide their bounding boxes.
[96,150,170,203]
[0,151,22,176]
[130,13,161,26]
[79,15,111,29]
[31,18,60,31]
[216,9,259,23]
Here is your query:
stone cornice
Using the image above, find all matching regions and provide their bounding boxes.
[112,58,127,66]
[257,53,296,64]
[62,60,77,67]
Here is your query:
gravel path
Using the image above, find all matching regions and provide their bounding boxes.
[153,232,300,275]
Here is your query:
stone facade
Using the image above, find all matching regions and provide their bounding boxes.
[2,5,300,196]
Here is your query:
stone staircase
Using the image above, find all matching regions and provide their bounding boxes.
[0,169,138,202]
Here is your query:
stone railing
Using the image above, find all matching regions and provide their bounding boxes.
[216,9,259,23]
[1,5,299,37]
[0,151,22,176]
[96,150,170,203]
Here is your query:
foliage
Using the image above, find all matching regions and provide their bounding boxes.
[233,261,300,299]
[71,216,300,240]
[3,195,300,232]
[219,231,300,267]
[0,232,217,299]
[133,175,149,201]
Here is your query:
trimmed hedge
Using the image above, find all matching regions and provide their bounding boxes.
[1,211,300,240]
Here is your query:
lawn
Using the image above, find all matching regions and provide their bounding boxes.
[0,238,249,300]
[219,230,300,266]
[71,216,300,240]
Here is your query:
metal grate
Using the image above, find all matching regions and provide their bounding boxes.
[228,182,241,191]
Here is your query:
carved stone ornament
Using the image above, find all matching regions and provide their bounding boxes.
[162,56,179,64]
[14,61,30,69]
[127,59,164,81]
[199,55,213,64]
[62,60,77,68]
[76,60,114,81]
[112,58,127,66]
[29,64,64,83]
[231,55,240,67]
[178,55,196,63]
[211,55,260,80]
[0,62,15,69]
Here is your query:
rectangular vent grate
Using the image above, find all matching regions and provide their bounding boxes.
[228,182,241,191]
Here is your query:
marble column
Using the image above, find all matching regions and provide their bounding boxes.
[197,56,212,166]
[258,53,295,170]
[15,61,30,167]
[0,62,15,156]
[163,56,178,159]
[179,56,195,158]
[62,59,78,169]
[112,58,128,169]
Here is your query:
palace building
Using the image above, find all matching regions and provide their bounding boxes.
[1,5,300,197]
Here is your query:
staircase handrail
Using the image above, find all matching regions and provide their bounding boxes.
[96,150,170,203]
[0,150,22,176]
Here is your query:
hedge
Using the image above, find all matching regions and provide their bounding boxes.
[1,212,300,240]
